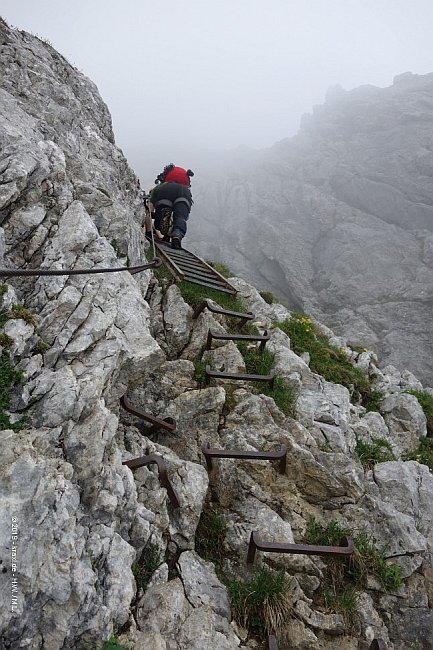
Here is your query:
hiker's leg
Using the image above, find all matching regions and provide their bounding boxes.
[171,202,190,239]
[153,207,163,233]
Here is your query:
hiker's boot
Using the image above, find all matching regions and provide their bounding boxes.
[171,236,182,250]
[159,207,172,236]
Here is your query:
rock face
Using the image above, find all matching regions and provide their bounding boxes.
[188,72,433,386]
[1,19,433,650]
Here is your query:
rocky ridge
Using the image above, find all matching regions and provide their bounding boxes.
[188,72,433,386]
[1,18,433,650]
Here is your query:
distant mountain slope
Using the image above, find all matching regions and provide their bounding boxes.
[188,72,433,385]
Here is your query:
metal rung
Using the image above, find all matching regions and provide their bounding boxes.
[205,366,275,387]
[122,454,180,507]
[175,261,226,276]
[206,329,270,351]
[247,531,355,564]
[201,441,287,474]
[120,395,176,433]
[170,259,212,273]
[183,270,228,285]
[192,300,254,323]
[184,278,236,294]
[155,242,238,295]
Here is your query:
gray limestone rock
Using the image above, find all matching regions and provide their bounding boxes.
[2,18,433,650]
[188,73,433,386]
[381,392,427,452]
[162,284,193,358]
[176,550,231,619]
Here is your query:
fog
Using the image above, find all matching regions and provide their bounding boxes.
[2,0,433,183]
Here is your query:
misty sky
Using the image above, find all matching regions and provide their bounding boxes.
[2,0,433,178]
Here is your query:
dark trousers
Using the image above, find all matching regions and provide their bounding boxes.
[154,182,192,239]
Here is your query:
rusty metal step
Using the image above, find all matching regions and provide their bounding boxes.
[201,441,287,474]
[122,454,180,507]
[120,395,176,433]
[155,241,237,295]
[247,531,355,564]
[205,366,275,387]
[205,329,270,351]
[192,300,254,324]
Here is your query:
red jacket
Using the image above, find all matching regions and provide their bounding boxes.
[164,166,191,186]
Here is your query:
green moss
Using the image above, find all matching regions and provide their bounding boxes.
[274,313,382,411]
[355,437,395,470]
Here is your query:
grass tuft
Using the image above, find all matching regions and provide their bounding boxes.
[195,509,227,568]
[306,518,402,593]
[274,313,383,411]
[179,281,245,312]
[237,342,297,416]
[228,567,294,639]
[205,260,233,278]
[192,356,207,387]
[8,304,37,327]
[355,437,395,470]
[0,283,8,300]
[0,351,23,431]
[404,437,433,472]
[323,584,359,627]
[259,290,277,304]
[132,543,161,591]
[0,333,14,351]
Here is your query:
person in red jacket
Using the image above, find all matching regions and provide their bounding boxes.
[151,164,194,249]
